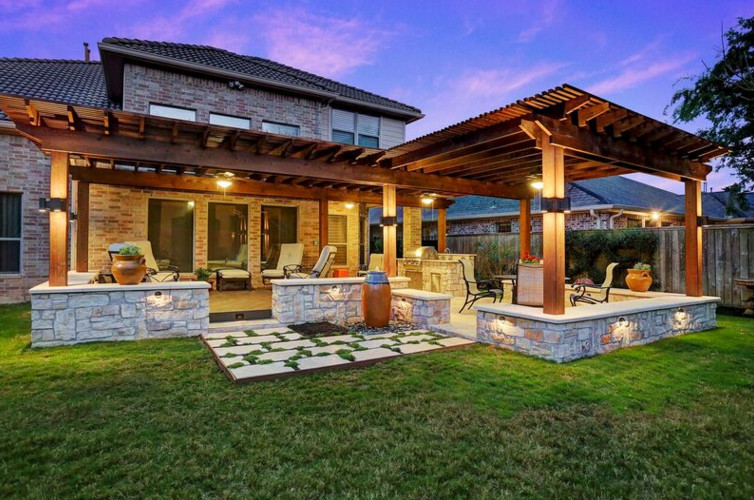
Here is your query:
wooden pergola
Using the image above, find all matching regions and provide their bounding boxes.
[0,84,727,314]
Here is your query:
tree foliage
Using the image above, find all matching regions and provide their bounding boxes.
[668,16,754,190]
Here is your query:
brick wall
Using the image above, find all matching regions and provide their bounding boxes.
[402,206,423,250]
[122,64,330,141]
[86,185,363,286]
[0,133,50,303]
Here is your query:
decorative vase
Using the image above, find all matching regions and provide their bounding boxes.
[112,255,147,285]
[517,262,543,306]
[362,271,391,327]
[625,268,652,292]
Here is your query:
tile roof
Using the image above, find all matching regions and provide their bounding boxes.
[100,38,422,117]
[702,191,754,219]
[0,59,114,113]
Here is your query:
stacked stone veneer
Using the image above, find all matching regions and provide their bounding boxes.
[30,285,210,348]
[272,278,409,325]
[397,254,474,298]
[391,290,451,326]
[476,299,718,363]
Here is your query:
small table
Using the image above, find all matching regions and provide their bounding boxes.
[735,278,754,316]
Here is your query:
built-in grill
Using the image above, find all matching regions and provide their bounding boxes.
[402,246,440,290]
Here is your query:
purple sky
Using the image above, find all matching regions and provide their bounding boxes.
[1,0,752,193]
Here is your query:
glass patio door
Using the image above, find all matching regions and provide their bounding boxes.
[208,203,248,270]
[147,199,194,273]
[261,206,297,265]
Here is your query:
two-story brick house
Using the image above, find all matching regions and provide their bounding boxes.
[0,38,423,303]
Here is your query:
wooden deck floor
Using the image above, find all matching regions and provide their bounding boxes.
[209,289,272,314]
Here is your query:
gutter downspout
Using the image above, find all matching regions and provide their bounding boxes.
[590,209,600,229]
[608,210,624,229]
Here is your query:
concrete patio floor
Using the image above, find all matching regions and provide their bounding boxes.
[202,326,475,382]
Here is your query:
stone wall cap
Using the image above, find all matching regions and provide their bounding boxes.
[392,289,453,301]
[271,276,410,287]
[475,295,721,324]
[30,280,212,295]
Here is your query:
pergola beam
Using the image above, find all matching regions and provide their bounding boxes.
[22,125,529,198]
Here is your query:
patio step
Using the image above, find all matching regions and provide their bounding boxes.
[208,318,286,334]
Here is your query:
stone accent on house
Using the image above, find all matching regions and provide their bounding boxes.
[0,132,51,303]
[122,63,330,141]
[29,281,211,348]
[271,277,410,325]
[391,289,451,326]
[476,296,719,362]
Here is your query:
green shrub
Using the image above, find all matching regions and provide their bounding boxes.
[118,243,141,256]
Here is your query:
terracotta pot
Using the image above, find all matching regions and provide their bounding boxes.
[112,255,147,285]
[625,268,652,292]
[362,271,391,327]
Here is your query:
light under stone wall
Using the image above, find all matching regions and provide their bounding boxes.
[86,185,326,288]
[476,298,718,363]
[30,282,210,348]
[271,277,410,325]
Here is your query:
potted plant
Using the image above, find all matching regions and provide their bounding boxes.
[626,262,652,292]
[111,243,147,285]
[195,267,212,282]
[517,253,543,306]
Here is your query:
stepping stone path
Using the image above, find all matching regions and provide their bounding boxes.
[202,326,476,382]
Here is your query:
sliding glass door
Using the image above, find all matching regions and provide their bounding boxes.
[147,199,194,272]
[261,206,297,264]
[208,203,248,270]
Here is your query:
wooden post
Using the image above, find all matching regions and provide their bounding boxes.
[685,179,703,297]
[382,184,397,277]
[75,181,89,272]
[319,198,329,250]
[49,151,69,286]
[437,208,447,253]
[519,198,531,259]
[542,138,566,314]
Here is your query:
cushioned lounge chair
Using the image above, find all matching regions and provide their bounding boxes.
[262,243,304,284]
[285,245,337,279]
[207,244,248,270]
[357,253,383,276]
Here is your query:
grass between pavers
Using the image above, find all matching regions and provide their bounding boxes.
[1,302,753,499]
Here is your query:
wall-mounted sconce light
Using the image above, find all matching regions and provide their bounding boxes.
[651,211,660,221]
[530,180,544,190]
[38,197,67,213]
[344,202,355,209]
[380,216,397,227]
[541,197,571,213]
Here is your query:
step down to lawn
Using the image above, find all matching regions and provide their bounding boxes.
[208,319,286,334]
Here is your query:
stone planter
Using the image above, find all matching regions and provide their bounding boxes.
[111,255,147,285]
[625,268,652,292]
[517,262,543,306]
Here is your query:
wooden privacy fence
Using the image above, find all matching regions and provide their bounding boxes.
[447,224,754,309]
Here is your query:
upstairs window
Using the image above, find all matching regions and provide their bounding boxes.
[262,121,300,137]
[149,104,196,121]
[210,113,250,129]
[0,193,22,274]
[332,109,380,148]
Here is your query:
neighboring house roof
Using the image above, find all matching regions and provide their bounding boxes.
[702,191,754,219]
[368,176,749,224]
[0,58,114,113]
[98,38,423,120]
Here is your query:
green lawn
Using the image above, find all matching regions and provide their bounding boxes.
[1,304,752,499]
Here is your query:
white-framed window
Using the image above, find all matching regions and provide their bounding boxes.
[0,192,22,274]
[149,103,196,121]
[210,113,250,129]
[331,109,380,148]
[328,214,348,266]
[262,121,300,137]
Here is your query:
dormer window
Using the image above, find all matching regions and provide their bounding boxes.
[332,109,380,148]
[210,113,250,129]
[149,103,196,121]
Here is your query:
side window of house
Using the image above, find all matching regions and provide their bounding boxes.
[328,215,348,266]
[0,193,22,273]
[149,104,196,121]
[496,221,512,233]
[210,113,250,129]
[331,109,380,148]
[262,121,300,137]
